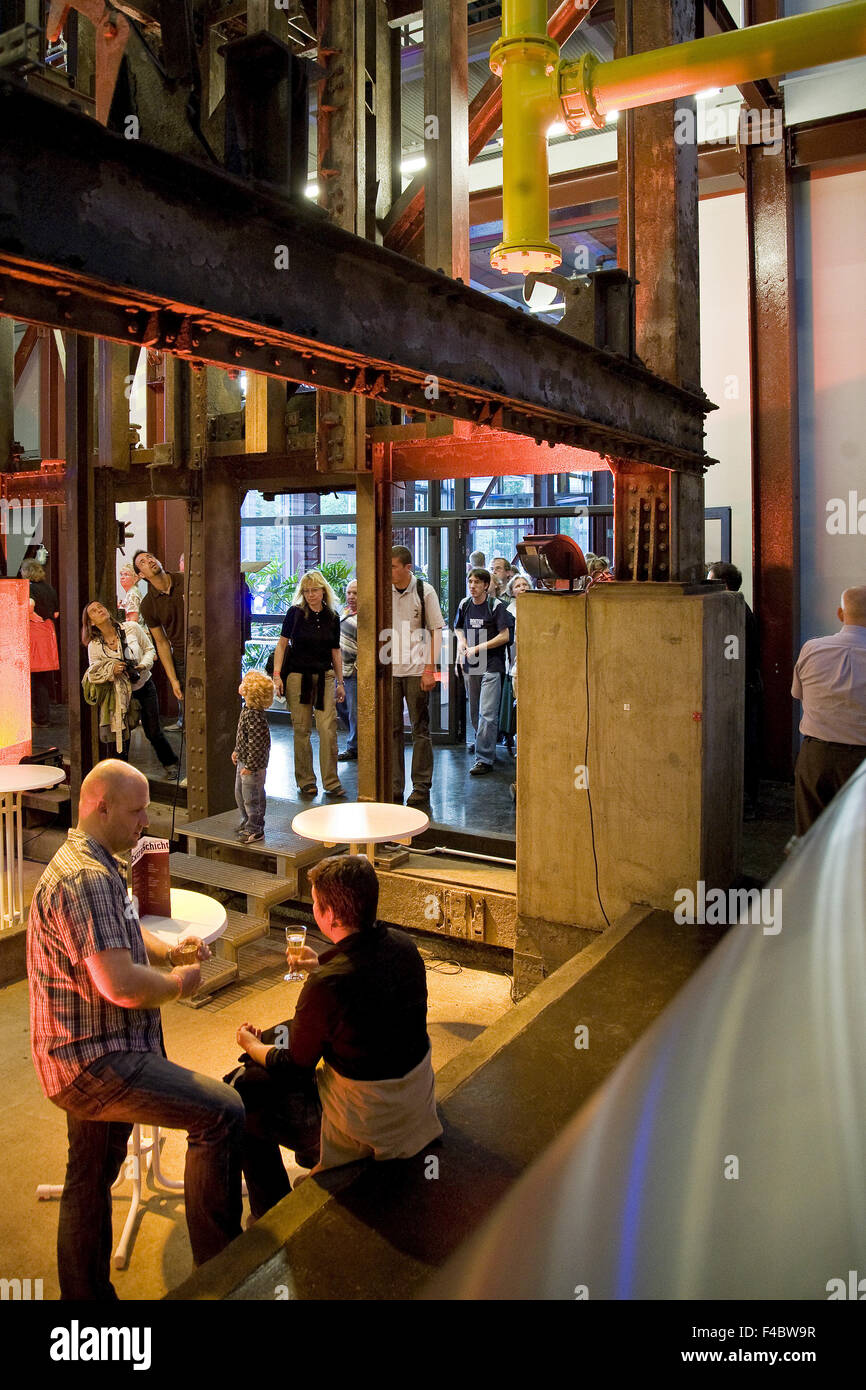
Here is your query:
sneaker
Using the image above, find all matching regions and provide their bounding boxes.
[338,749,358,762]
[164,722,182,732]
[406,789,431,808]
[469,761,492,776]
[242,831,264,843]
[162,764,179,777]
[299,785,317,799]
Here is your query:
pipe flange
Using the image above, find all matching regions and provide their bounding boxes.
[558,51,605,131]
[490,32,559,79]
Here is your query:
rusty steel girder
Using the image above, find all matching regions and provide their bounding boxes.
[0,79,714,473]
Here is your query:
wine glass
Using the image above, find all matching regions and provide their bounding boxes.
[283,926,307,982]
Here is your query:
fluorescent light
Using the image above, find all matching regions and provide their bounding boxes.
[606,109,619,123]
[527,300,564,314]
[547,121,568,139]
[401,155,426,174]
[697,87,722,99]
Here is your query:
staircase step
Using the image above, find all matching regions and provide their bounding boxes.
[177,955,238,1007]
[169,853,293,914]
[215,911,271,963]
[23,786,71,812]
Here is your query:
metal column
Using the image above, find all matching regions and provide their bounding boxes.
[744,0,800,780]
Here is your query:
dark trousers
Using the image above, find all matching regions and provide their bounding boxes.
[51,1050,245,1300]
[794,735,866,835]
[228,1024,322,1219]
[136,677,177,767]
[31,671,52,724]
[392,676,433,798]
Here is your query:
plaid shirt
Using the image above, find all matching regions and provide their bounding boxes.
[27,830,164,1098]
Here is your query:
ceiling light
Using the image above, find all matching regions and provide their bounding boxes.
[697,87,722,99]
[305,184,319,199]
[606,110,619,123]
[547,122,568,139]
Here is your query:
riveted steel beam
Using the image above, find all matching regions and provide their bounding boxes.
[0,79,714,475]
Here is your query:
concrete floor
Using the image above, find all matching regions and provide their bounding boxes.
[0,929,512,1301]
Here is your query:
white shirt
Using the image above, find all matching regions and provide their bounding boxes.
[391,580,444,678]
[791,625,866,745]
[88,621,156,694]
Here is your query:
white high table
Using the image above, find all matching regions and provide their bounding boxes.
[138,886,227,950]
[291,801,429,861]
[0,764,65,928]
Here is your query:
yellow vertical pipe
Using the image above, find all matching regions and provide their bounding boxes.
[490,0,561,273]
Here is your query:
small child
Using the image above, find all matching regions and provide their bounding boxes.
[233,670,274,843]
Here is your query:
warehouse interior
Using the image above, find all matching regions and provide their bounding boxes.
[1,0,865,1303]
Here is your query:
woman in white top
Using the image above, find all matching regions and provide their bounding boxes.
[82,600,179,772]
[119,563,143,621]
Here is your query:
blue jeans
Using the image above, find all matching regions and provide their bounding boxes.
[466,671,502,766]
[343,672,358,752]
[51,1050,245,1300]
[235,764,267,834]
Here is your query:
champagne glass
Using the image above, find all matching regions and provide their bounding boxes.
[284,926,307,982]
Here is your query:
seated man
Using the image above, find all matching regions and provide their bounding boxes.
[27,761,244,1300]
[232,855,442,1219]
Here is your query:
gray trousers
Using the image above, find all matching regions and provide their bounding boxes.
[392,676,433,798]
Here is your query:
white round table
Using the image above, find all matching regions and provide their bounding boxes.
[139,886,227,949]
[291,801,429,860]
[0,764,65,928]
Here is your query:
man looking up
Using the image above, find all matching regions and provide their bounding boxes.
[391,546,444,808]
[454,567,510,777]
[133,550,184,726]
[791,585,866,834]
[27,761,244,1300]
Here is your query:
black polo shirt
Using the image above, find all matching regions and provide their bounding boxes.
[267,924,431,1082]
[139,572,185,648]
[279,605,341,681]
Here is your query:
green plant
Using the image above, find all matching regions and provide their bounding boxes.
[245,558,353,612]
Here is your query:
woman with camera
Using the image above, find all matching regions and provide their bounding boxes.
[81,600,179,773]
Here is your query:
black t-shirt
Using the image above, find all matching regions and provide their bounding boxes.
[279,605,341,681]
[455,597,509,674]
[139,573,184,648]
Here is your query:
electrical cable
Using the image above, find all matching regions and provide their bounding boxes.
[584,584,611,929]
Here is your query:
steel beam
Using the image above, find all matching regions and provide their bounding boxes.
[423,0,469,281]
[744,0,800,782]
[0,79,713,474]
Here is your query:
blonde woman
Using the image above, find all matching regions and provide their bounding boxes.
[272,571,346,799]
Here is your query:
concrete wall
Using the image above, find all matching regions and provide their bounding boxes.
[517,587,743,975]
[794,167,866,648]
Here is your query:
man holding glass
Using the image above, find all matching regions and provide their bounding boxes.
[231,855,442,1219]
[27,761,245,1300]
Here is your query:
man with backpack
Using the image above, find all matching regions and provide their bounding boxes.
[391,546,445,808]
[454,567,511,777]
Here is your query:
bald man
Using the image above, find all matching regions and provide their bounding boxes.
[27,762,244,1300]
[791,586,866,835]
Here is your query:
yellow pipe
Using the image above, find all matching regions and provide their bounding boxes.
[581,1,866,120]
[492,0,866,275]
[489,0,561,274]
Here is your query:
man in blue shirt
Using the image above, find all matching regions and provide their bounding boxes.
[454,568,510,776]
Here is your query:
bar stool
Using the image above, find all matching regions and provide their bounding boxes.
[36,1122,183,1268]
